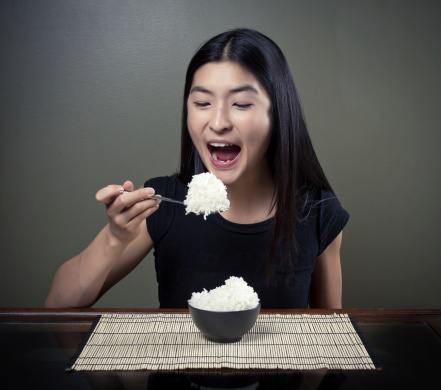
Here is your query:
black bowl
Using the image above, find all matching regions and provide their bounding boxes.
[188,303,260,343]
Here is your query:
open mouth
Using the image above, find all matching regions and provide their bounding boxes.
[208,142,241,163]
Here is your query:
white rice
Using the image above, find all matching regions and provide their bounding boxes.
[184,172,230,219]
[188,276,260,311]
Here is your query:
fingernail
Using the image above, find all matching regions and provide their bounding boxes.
[118,187,124,193]
[145,188,154,196]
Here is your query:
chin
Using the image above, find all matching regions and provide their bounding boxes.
[200,155,242,185]
[211,169,241,187]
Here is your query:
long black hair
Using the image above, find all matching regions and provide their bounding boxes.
[178,28,334,281]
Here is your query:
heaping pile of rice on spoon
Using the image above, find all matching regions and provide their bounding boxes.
[184,172,230,219]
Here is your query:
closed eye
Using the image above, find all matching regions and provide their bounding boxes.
[234,103,253,110]
[194,102,210,108]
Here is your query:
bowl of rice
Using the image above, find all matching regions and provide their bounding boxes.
[188,277,260,343]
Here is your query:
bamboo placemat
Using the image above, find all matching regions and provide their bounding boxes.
[67,313,376,372]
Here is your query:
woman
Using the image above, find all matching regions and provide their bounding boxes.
[45,28,348,309]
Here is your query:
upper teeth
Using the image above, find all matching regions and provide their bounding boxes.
[210,143,231,147]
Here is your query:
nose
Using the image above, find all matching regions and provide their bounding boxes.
[209,105,232,133]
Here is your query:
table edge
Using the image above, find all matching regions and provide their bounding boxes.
[1,308,440,323]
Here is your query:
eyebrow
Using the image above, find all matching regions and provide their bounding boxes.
[190,85,259,95]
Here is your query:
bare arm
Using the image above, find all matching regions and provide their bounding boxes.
[309,232,343,309]
[45,182,160,308]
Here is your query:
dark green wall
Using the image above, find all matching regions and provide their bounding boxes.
[1,0,440,308]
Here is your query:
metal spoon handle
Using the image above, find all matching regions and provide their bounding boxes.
[151,195,185,205]
[122,191,185,205]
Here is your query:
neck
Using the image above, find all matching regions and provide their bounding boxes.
[221,166,275,224]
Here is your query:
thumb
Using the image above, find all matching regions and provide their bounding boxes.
[122,180,135,192]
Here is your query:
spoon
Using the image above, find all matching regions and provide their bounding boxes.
[150,195,185,205]
[123,191,184,205]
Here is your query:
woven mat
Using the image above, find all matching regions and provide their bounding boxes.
[67,313,376,372]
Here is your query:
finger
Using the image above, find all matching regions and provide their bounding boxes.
[123,198,160,223]
[122,181,135,192]
[129,200,160,225]
[117,187,156,209]
[111,197,159,230]
[96,184,125,204]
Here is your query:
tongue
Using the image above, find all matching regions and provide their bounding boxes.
[215,145,241,161]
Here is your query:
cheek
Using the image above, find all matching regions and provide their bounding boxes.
[187,114,199,141]
[187,108,204,136]
[187,116,205,156]
[246,116,272,150]
[187,125,199,149]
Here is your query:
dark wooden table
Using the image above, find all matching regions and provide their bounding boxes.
[1,308,440,389]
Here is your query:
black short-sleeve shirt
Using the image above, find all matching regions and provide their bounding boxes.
[145,175,349,309]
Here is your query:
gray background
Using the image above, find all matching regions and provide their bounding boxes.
[1,0,440,309]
